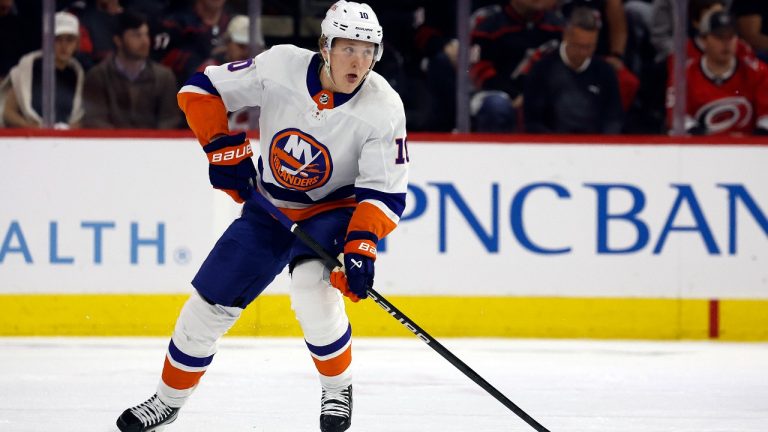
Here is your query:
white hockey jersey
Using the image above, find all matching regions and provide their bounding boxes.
[178,45,409,239]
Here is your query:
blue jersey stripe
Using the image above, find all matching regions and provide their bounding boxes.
[305,324,352,357]
[355,187,406,218]
[168,339,215,368]
[185,72,220,97]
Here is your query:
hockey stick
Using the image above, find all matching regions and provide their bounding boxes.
[248,192,552,432]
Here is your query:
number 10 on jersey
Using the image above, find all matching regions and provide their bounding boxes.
[395,137,410,165]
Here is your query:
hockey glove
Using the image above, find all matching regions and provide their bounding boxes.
[330,231,377,302]
[203,132,256,203]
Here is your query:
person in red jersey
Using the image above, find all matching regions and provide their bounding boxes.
[667,10,768,136]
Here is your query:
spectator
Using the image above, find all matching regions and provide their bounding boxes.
[648,0,750,134]
[649,0,674,62]
[664,0,756,104]
[470,0,563,132]
[74,0,124,69]
[2,12,84,129]
[359,1,502,131]
[83,10,180,129]
[561,0,640,115]
[523,6,623,133]
[361,1,452,131]
[197,14,264,68]
[223,14,256,61]
[412,0,498,131]
[684,0,756,62]
[653,0,755,63]
[562,0,629,71]
[0,0,39,80]
[195,14,263,131]
[158,0,234,86]
[731,0,768,62]
[623,0,655,71]
[670,11,768,136]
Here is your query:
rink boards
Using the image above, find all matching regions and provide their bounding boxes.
[1,133,766,340]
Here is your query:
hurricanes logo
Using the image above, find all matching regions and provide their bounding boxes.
[269,128,332,191]
[695,96,753,134]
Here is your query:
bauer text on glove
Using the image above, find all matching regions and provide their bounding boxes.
[203,132,257,203]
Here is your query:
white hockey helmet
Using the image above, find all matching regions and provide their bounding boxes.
[321,1,383,62]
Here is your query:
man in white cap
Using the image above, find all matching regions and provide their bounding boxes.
[2,11,84,128]
[225,14,266,62]
[116,1,408,432]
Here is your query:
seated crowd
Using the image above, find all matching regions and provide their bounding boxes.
[0,0,765,135]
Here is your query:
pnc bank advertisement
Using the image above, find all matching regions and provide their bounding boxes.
[1,137,766,301]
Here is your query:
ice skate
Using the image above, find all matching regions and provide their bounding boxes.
[116,393,179,432]
[320,384,352,432]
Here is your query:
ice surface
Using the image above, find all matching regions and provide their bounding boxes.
[0,337,766,432]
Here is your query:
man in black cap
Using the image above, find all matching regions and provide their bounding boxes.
[674,10,768,136]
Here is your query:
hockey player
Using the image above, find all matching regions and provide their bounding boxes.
[115,2,408,431]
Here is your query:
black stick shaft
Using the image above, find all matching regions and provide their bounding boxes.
[249,193,551,431]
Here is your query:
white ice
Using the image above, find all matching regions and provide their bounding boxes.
[1,337,766,432]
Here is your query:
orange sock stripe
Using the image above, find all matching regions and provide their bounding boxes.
[346,202,397,240]
[177,92,229,145]
[311,345,352,377]
[161,356,206,390]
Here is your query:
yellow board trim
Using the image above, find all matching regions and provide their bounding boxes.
[1,294,766,341]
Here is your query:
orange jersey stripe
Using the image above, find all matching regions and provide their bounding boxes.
[346,201,398,240]
[160,356,206,390]
[278,198,357,221]
[177,92,229,145]
[311,345,352,377]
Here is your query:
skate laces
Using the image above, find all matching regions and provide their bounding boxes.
[321,387,351,417]
[130,394,173,426]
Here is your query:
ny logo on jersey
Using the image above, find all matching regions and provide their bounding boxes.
[269,128,332,192]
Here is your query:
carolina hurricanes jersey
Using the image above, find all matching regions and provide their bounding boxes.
[667,56,768,135]
[178,45,409,239]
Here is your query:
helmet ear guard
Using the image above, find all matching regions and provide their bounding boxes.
[321,1,383,62]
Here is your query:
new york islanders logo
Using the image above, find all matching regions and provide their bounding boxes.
[269,128,332,191]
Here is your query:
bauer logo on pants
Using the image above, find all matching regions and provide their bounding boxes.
[269,128,332,192]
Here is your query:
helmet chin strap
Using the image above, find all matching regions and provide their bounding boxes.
[323,54,336,87]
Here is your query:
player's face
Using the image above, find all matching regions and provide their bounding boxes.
[704,32,737,64]
[564,27,598,69]
[325,38,376,93]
